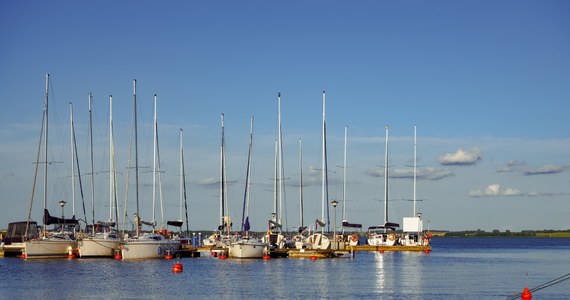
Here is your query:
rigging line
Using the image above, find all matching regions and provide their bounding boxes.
[505,272,570,300]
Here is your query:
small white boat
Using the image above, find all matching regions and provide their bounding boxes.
[306,232,331,250]
[229,237,266,258]
[121,232,180,259]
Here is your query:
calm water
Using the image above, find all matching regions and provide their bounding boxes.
[1,237,569,299]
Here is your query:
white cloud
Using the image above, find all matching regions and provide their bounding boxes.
[524,164,567,176]
[497,160,526,173]
[439,148,482,166]
[469,183,523,197]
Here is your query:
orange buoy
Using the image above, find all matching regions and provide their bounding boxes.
[172,262,183,273]
[423,249,431,254]
[21,253,27,259]
[262,254,271,260]
[379,249,384,253]
[310,255,318,260]
[521,287,532,300]
[219,253,228,260]
[165,249,173,260]
[114,249,122,260]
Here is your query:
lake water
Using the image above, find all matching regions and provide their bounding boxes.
[1,237,569,299]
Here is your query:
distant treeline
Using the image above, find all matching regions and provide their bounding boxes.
[440,229,570,238]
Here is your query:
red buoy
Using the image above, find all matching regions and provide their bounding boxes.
[114,250,122,260]
[20,253,27,259]
[262,255,271,260]
[219,253,228,260]
[379,249,385,253]
[521,287,532,300]
[310,255,318,260]
[423,249,431,254]
[172,262,183,273]
[211,252,217,257]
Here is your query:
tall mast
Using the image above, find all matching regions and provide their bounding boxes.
[43,74,49,214]
[277,92,284,226]
[384,125,389,225]
[321,91,329,233]
[152,94,157,223]
[109,95,115,223]
[179,129,183,223]
[89,93,95,228]
[413,125,417,217]
[241,117,254,233]
[342,126,347,222]
[219,113,225,233]
[298,138,304,229]
[70,102,76,218]
[133,80,140,236]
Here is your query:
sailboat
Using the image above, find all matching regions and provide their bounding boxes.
[23,74,78,258]
[262,93,288,251]
[305,91,331,250]
[203,113,233,249]
[400,125,430,247]
[292,138,310,249]
[229,117,267,258]
[339,126,362,246]
[171,128,193,247]
[121,87,180,259]
[77,94,121,257]
[367,125,400,246]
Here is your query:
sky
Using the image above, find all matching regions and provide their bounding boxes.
[1,1,569,232]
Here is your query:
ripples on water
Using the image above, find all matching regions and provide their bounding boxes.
[1,237,569,299]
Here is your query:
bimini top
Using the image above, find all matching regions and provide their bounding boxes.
[342,220,363,229]
[368,222,400,231]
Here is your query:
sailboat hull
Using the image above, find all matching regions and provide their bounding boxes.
[229,239,266,258]
[23,238,75,258]
[121,235,180,259]
[77,237,121,257]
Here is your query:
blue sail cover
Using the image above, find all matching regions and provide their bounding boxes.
[244,217,250,232]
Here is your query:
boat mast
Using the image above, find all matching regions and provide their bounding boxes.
[277,92,285,227]
[342,126,347,235]
[70,103,76,219]
[88,93,96,230]
[413,125,417,217]
[133,79,140,237]
[110,95,118,224]
[384,125,389,226]
[241,117,254,234]
[152,94,157,227]
[220,113,226,234]
[321,91,329,233]
[43,74,49,219]
[179,128,190,235]
[179,129,183,224]
[299,138,304,230]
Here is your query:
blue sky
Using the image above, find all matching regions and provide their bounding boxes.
[1,1,569,232]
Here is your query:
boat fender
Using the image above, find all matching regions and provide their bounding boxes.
[158,246,162,256]
[387,234,396,241]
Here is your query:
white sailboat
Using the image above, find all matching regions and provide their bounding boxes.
[121,88,180,259]
[229,117,267,258]
[23,74,77,258]
[77,94,121,257]
[292,138,311,249]
[203,113,233,249]
[339,126,362,247]
[367,125,399,246]
[306,91,331,250]
[400,125,429,247]
[263,93,288,250]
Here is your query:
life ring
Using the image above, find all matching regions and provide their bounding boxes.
[387,233,396,241]
[350,234,358,243]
